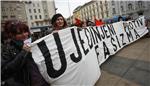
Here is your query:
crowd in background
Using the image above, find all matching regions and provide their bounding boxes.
[2,14,150,43]
[1,12,150,86]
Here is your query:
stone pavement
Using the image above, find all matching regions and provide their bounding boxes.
[95,37,150,86]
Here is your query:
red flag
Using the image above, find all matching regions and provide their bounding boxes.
[95,17,104,26]
[75,18,81,26]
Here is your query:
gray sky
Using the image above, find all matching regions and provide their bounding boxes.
[54,0,91,18]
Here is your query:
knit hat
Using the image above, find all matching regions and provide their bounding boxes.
[51,13,63,25]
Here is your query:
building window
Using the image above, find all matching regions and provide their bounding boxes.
[100,1,102,4]
[38,9,40,13]
[112,8,116,14]
[40,22,43,26]
[112,0,115,5]
[45,15,48,18]
[121,6,124,12]
[34,9,36,13]
[30,15,33,20]
[2,7,5,11]
[105,6,108,11]
[120,1,123,4]
[29,9,31,13]
[39,15,42,19]
[36,22,39,26]
[138,1,143,8]
[6,8,9,11]
[105,1,107,4]
[2,16,8,19]
[35,15,37,19]
[14,8,16,11]
[128,3,133,10]
[31,22,34,26]
[44,9,47,13]
[10,15,16,18]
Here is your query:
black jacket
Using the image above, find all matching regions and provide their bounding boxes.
[1,40,49,86]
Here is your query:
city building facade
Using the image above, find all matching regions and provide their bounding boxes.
[73,0,110,23]
[1,0,56,30]
[24,0,56,33]
[1,0,56,40]
[107,0,150,19]
[1,1,27,31]
[72,0,150,23]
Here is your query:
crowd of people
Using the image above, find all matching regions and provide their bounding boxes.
[71,15,134,29]
[1,13,74,86]
[1,13,64,86]
[1,13,149,86]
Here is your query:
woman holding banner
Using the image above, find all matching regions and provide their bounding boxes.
[118,16,123,22]
[1,20,49,86]
[51,13,67,32]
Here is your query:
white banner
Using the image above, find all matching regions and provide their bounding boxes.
[31,16,148,86]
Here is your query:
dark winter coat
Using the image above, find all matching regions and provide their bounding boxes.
[1,40,50,86]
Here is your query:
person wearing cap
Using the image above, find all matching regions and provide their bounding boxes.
[51,13,67,32]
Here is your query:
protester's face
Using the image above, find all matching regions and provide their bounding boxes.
[15,32,29,41]
[56,16,64,29]
[82,22,87,27]
[119,18,123,21]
